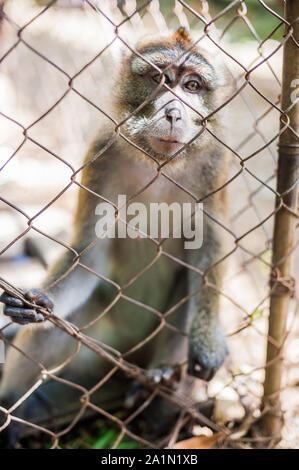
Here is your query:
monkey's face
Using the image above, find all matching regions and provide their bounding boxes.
[116,28,228,161]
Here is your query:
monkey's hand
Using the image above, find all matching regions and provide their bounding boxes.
[0,288,53,325]
[188,323,228,382]
[125,365,181,409]
[146,364,182,387]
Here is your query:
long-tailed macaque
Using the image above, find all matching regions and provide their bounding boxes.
[0,28,231,446]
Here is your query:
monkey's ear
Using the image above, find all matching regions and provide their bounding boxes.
[173,26,192,45]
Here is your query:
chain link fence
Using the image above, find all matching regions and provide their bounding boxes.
[0,0,298,449]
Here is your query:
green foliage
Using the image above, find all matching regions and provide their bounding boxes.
[54,420,141,449]
[141,0,284,43]
[250,308,263,322]
[92,424,141,449]
[207,0,284,42]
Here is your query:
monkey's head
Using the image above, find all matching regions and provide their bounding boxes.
[114,27,230,161]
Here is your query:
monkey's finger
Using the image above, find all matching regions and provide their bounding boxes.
[146,365,181,388]
[124,381,149,409]
[3,306,45,324]
[161,366,176,382]
[25,289,54,312]
[0,292,25,308]
[146,368,163,384]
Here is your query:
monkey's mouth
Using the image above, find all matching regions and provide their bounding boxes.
[148,136,185,156]
[155,137,180,144]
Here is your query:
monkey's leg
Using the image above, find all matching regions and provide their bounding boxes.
[0,322,80,406]
[0,290,123,446]
[186,218,229,381]
[0,321,80,446]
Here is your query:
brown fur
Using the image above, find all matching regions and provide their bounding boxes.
[0,28,232,446]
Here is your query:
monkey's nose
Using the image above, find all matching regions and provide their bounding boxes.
[165,107,181,124]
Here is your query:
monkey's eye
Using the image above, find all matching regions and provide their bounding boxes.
[151,73,171,85]
[184,80,201,92]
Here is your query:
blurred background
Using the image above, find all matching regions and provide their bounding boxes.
[0,0,298,448]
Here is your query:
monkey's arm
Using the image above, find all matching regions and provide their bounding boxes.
[0,136,114,324]
[186,213,229,381]
[142,199,230,385]
[0,236,111,324]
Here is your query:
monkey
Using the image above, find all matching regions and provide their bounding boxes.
[0,27,232,446]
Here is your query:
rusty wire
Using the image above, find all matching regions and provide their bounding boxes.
[0,0,298,450]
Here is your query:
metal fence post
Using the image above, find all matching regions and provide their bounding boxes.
[261,0,299,442]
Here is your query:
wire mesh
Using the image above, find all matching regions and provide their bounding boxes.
[0,0,298,449]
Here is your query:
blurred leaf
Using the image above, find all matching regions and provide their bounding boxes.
[92,429,118,449]
[251,309,263,322]
[117,441,140,449]
[173,432,224,449]
[91,424,140,449]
